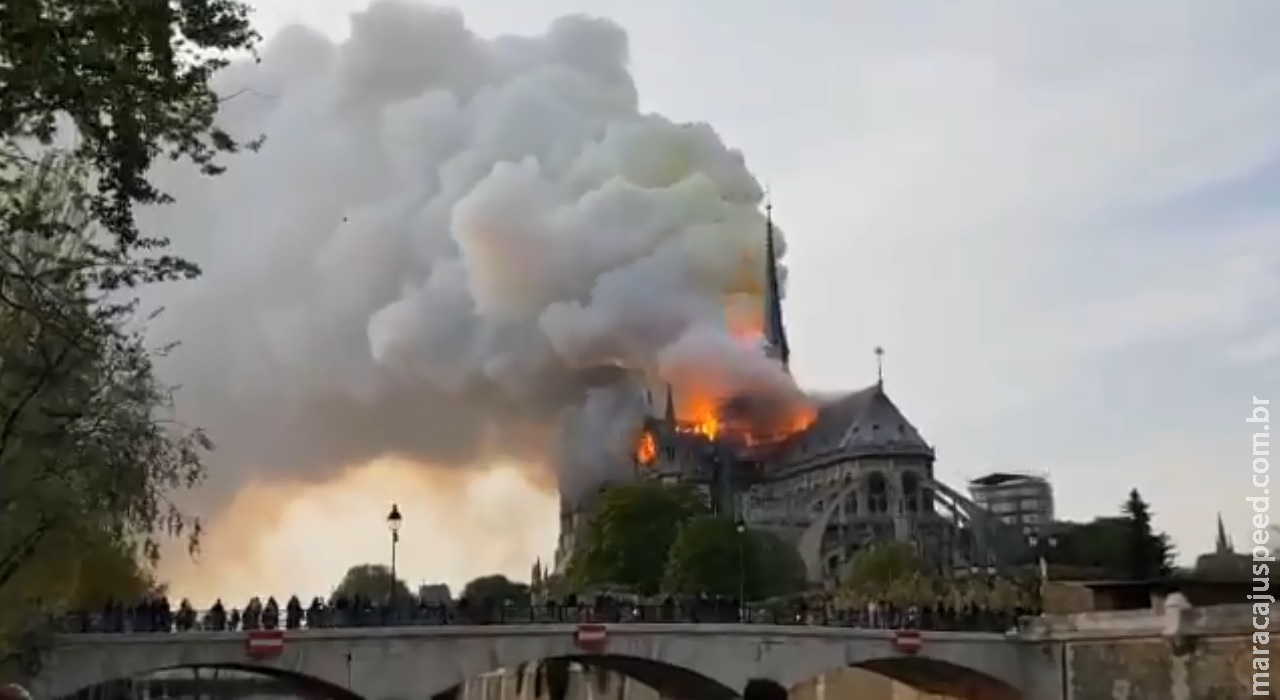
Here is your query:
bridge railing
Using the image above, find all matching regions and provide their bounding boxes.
[51,603,1023,635]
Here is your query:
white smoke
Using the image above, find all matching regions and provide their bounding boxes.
[142,0,800,514]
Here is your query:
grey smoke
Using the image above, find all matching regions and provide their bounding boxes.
[140,0,800,510]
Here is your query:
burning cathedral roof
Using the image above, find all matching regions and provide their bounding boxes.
[767,382,934,468]
[630,203,932,476]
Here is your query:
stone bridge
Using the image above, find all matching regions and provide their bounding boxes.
[32,625,1045,700]
[25,604,1270,699]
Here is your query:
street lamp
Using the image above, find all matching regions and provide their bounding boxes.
[1029,532,1058,612]
[387,504,403,607]
[736,521,746,621]
[1028,532,1058,582]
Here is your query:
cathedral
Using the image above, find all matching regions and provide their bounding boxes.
[555,207,1021,584]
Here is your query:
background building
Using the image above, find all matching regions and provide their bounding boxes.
[967,472,1055,537]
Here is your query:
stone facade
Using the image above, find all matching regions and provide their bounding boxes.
[1026,603,1275,700]
[1061,635,1269,699]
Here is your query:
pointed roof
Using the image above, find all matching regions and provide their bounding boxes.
[761,204,790,371]
[1215,513,1234,553]
[771,383,933,468]
[664,383,677,425]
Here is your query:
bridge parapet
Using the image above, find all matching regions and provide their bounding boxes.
[1020,603,1268,641]
[32,624,1031,700]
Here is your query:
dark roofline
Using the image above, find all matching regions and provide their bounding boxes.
[970,472,1042,487]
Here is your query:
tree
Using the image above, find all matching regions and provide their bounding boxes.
[0,154,209,606]
[567,481,707,595]
[330,564,411,603]
[1121,489,1174,580]
[460,575,530,607]
[1,0,260,285]
[662,519,807,600]
[1038,517,1130,579]
[663,517,750,598]
[750,530,807,600]
[844,541,924,589]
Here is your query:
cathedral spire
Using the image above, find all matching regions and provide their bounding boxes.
[762,201,791,371]
[1215,512,1233,553]
[874,346,885,389]
[664,383,678,425]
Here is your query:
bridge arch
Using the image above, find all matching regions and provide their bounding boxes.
[430,654,739,700]
[57,663,361,700]
[33,626,1032,700]
[852,656,1024,699]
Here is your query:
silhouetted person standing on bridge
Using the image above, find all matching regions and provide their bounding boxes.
[208,599,227,631]
[286,595,303,629]
[263,596,280,630]
[176,599,196,630]
[243,597,261,630]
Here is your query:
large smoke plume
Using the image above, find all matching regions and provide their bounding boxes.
[142,0,804,594]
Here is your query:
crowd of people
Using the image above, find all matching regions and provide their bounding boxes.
[56,592,1032,633]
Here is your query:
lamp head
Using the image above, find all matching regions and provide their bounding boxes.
[388,504,403,533]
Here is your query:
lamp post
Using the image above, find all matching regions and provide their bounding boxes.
[1029,532,1058,612]
[736,521,746,621]
[387,504,403,607]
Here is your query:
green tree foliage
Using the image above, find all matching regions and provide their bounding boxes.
[1121,489,1174,580]
[0,526,163,622]
[663,517,749,597]
[0,155,209,609]
[844,541,924,589]
[836,542,1031,612]
[662,519,806,600]
[750,529,808,600]
[1044,517,1130,578]
[460,574,530,607]
[568,481,707,595]
[330,564,411,603]
[0,0,260,283]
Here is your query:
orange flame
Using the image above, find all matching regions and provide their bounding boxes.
[635,430,657,465]
[678,395,721,440]
[632,389,816,465]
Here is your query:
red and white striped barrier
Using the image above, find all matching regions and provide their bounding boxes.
[892,629,922,655]
[246,629,285,659]
[574,623,608,653]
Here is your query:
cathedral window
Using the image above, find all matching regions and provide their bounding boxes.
[867,472,889,514]
[844,491,858,516]
[902,472,920,513]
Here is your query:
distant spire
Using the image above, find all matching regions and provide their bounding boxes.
[874,346,885,388]
[664,383,677,425]
[761,201,791,371]
[1215,513,1233,553]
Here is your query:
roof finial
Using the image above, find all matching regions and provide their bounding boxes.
[874,346,885,388]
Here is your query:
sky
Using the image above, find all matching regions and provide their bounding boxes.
[159,0,1280,599]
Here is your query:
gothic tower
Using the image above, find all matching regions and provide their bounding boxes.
[762,203,791,371]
